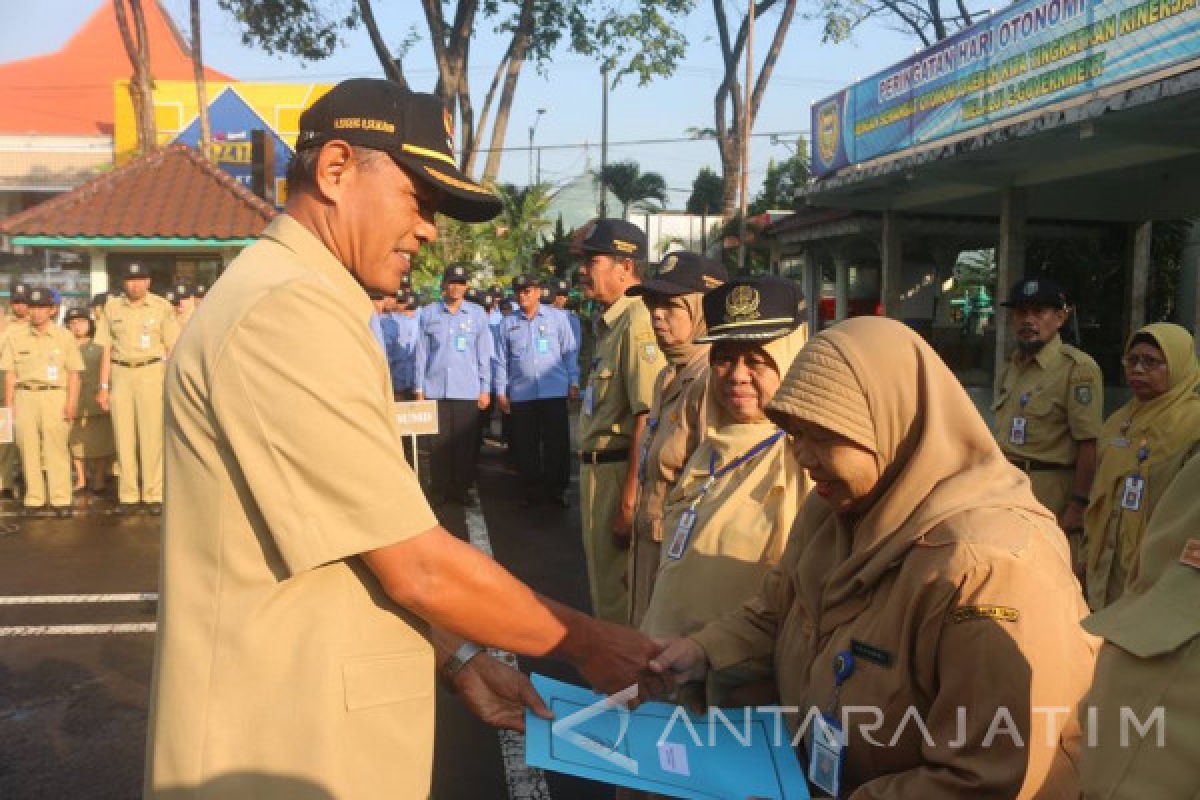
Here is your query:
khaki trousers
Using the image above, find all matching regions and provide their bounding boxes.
[580,461,630,624]
[15,389,71,507]
[111,361,165,503]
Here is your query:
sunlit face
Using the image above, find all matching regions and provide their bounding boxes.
[578,253,630,305]
[1009,304,1067,351]
[780,417,881,514]
[517,285,541,315]
[644,293,696,351]
[1123,341,1170,402]
[710,342,782,423]
[382,295,398,313]
[124,277,151,302]
[442,282,467,303]
[553,294,568,309]
[68,317,90,339]
[28,305,55,327]
[10,302,28,320]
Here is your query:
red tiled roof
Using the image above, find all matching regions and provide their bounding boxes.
[0,144,276,239]
[0,0,231,136]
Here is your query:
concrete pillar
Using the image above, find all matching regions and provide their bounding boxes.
[881,211,903,317]
[1179,221,1200,335]
[87,249,109,296]
[798,248,820,333]
[834,253,849,322]
[1125,221,1152,337]
[995,188,1027,380]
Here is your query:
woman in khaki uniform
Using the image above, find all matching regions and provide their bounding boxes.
[640,276,808,653]
[624,251,727,627]
[1080,447,1200,799]
[651,317,1097,798]
[64,308,114,493]
[1084,323,1200,611]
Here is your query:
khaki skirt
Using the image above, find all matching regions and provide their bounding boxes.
[70,413,115,459]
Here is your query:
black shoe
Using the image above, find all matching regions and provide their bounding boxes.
[54,507,72,518]
[117,503,140,515]
[146,503,163,516]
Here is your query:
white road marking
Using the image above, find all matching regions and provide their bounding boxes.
[0,593,158,605]
[464,487,553,800]
[0,623,156,636]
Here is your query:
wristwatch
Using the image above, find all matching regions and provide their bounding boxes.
[443,641,484,677]
[98,383,110,390]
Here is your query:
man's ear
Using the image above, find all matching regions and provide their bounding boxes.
[314,140,355,203]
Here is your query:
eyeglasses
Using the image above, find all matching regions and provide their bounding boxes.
[1122,354,1166,371]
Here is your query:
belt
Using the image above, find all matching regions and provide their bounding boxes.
[579,449,629,465]
[1008,457,1072,472]
[112,357,162,368]
[15,383,63,392]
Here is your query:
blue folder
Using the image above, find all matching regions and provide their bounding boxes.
[525,674,810,799]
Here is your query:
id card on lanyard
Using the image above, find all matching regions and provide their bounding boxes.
[1120,441,1149,511]
[664,430,784,561]
[809,650,856,798]
[1009,391,1031,445]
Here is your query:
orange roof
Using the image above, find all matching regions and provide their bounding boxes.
[0,144,275,240]
[0,0,231,136]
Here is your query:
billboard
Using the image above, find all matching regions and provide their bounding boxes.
[812,0,1200,176]
[114,81,334,202]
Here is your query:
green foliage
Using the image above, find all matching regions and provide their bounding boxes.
[686,167,724,215]
[749,138,810,215]
[215,0,358,60]
[597,160,668,216]
[579,0,695,86]
[536,217,578,277]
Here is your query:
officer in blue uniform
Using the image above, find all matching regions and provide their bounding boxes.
[414,264,493,505]
[549,277,582,356]
[495,274,579,507]
[390,289,420,401]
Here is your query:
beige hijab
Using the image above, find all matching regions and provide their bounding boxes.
[657,293,708,366]
[766,317,1055,616]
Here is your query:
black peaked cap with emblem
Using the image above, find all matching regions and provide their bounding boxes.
[26,287,56,307]
[696,275,806,344]
[296,79,501,223]
[1001,277,1068,309]
[627,250,728,297]
[173,283,195,299]
[123,262,151,280]
[580,218,646,260]
[443,264,470,285]
[511,274,540,292]
[10,282,29,302]
[64,307,90,323]
[552,278,571,297]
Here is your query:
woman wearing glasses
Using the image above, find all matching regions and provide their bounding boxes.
[1084,322,1200,610]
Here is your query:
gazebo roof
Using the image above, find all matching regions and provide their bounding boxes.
[0,144,275,246]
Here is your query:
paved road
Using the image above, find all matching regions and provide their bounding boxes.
[0,436,615,800]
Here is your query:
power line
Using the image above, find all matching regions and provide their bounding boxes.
[472,129,808,154]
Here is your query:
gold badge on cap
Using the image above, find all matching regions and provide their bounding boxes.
[725,284,761,322]
[659,255,678,274]
[443,108,455,149]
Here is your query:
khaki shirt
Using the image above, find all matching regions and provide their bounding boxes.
[580,294,665,452]
[633,355,709,544]
[693,503,1097,797]
[993,334,1103,465]
[0,322,83,386]
[95,293,179,361]
[146,215,439,799]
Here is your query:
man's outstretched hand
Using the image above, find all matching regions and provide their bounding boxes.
[452,652,553,733]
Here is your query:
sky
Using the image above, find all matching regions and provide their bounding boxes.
[0,0,922,207]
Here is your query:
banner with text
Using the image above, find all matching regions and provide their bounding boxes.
[812,0,1200,176]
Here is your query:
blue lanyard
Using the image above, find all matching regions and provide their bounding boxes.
[691,429,785,508]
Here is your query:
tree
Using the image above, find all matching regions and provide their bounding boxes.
[189,0,213,161]
[114,0,157,154]
[217,1,694,182]
[815,0,990,47]
[709,0,799,214]
[687,166,724,215]
[597,160,668,217]
[748,137,809,214]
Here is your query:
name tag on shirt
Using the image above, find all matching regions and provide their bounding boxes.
[1120,475,1145,511]
[1009,416,1027,445]
[665,509,697,560]
[582,386,595,415]
[454,334,468,352]
[139,332,152,350]
[536,336,550,354]
[46,365,58,382]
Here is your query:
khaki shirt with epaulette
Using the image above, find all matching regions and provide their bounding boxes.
[580,294,665,452]
[0,322,84,386]
[992,334,1103,465]
[94,293,179,361]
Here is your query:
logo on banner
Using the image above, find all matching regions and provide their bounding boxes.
[817,99,841,166]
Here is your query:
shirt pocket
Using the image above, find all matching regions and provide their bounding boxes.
[343,650,435,711]
[590,365,615,406]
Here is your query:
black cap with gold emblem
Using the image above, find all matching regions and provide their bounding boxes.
[626,250,728,297]
[580,218,646,260]
[696,276,806,343]
[26,287,56,307]
[1000,277,1068,309]
[295,78,502,223]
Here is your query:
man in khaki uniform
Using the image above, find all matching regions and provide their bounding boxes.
[146,79,657,800]
[1,287,82,516]
[993,277,1102,571]
[95,262,179,513]
[577,219,666,624]
[0,282,32,497]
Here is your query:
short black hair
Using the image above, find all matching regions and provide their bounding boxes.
[285,145,383,194]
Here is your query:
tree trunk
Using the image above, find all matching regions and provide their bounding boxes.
[482,0,535,183]
[113,0,157,153]
[463,42,513,178]
[189,0,212,161]
[358,0,406,86]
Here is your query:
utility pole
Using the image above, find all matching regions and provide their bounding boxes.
[600,63,609,218]
[528,108,545,186]
[738,1,755,272]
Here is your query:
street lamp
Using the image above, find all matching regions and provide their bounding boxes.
[528,108,546,186]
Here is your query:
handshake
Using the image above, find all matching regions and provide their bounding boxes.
[441,620,713,733]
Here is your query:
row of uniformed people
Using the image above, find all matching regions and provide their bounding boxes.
[988,277,1200,613]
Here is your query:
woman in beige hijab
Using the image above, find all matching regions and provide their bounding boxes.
[624,252,727,627]
[1084,322,1200,610]
[651,317,1097,798]
[640,276,808,648]
[1080,448,1200,799]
